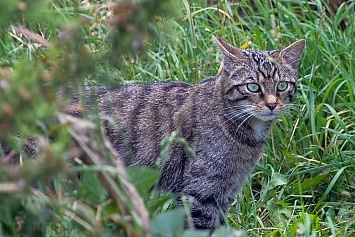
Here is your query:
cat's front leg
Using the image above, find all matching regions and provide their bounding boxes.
[176,195,226,229]
[189,198,226,229]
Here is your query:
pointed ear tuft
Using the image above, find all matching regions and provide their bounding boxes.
[279,39,306,69]
[212,35,245,60]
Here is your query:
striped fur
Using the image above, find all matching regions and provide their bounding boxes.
[69,36,305,229]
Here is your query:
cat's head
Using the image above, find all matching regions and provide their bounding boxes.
[214,36,305,122]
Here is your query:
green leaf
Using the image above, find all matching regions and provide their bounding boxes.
[151,208,186,237]
[0,0,18,28]
[211,226,246,237]
[126,166,160,197]
[77,170,106,205]
[299,174,328,191]
[147,194,176,214]
[179,229,210,237]
[268,172,287,189]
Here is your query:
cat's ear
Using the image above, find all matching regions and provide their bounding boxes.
[279,39,306,69]
[212,35,246,61]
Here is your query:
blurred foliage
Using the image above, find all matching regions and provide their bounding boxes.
[0,0,355,236]
[0,0,187,237]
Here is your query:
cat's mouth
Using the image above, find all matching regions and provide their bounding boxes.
[255,110,281,121]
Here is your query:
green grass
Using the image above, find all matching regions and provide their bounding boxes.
[0,0,355,236]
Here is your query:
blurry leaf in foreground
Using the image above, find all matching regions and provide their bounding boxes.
[78,170,107,205]
[58,113,151,236]
[211,226,246,237]
[126,166,160,197]
[0,1,22,28]
[151,208,185,237]
[179,229,210,237]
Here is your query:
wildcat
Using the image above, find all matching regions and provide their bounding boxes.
[67,36,305,229]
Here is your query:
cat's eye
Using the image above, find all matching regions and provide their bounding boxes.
[277,81,288,91]
[247,83,261,93]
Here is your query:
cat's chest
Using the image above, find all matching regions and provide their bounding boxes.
[194,122,265,160]
[251,120,267,140]
[189,130,264,190]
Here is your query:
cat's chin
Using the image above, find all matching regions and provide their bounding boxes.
[255,112,280,122]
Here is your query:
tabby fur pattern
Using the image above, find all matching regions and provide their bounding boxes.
[67,36,306,229]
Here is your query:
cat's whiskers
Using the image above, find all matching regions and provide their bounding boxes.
[285,103,299,108]
[284,103,300,116]
[234,113,254,136]
[223,110,252,126]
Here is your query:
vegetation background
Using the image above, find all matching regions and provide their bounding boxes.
[0,0,354,236]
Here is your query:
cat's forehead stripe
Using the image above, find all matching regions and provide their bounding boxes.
[259,62,277,81]
[241,50,278,81]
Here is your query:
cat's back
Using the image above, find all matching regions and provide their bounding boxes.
[89,81,193,118]
[86,81,195,166]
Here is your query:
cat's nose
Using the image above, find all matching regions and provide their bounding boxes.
[266,102,277,111]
